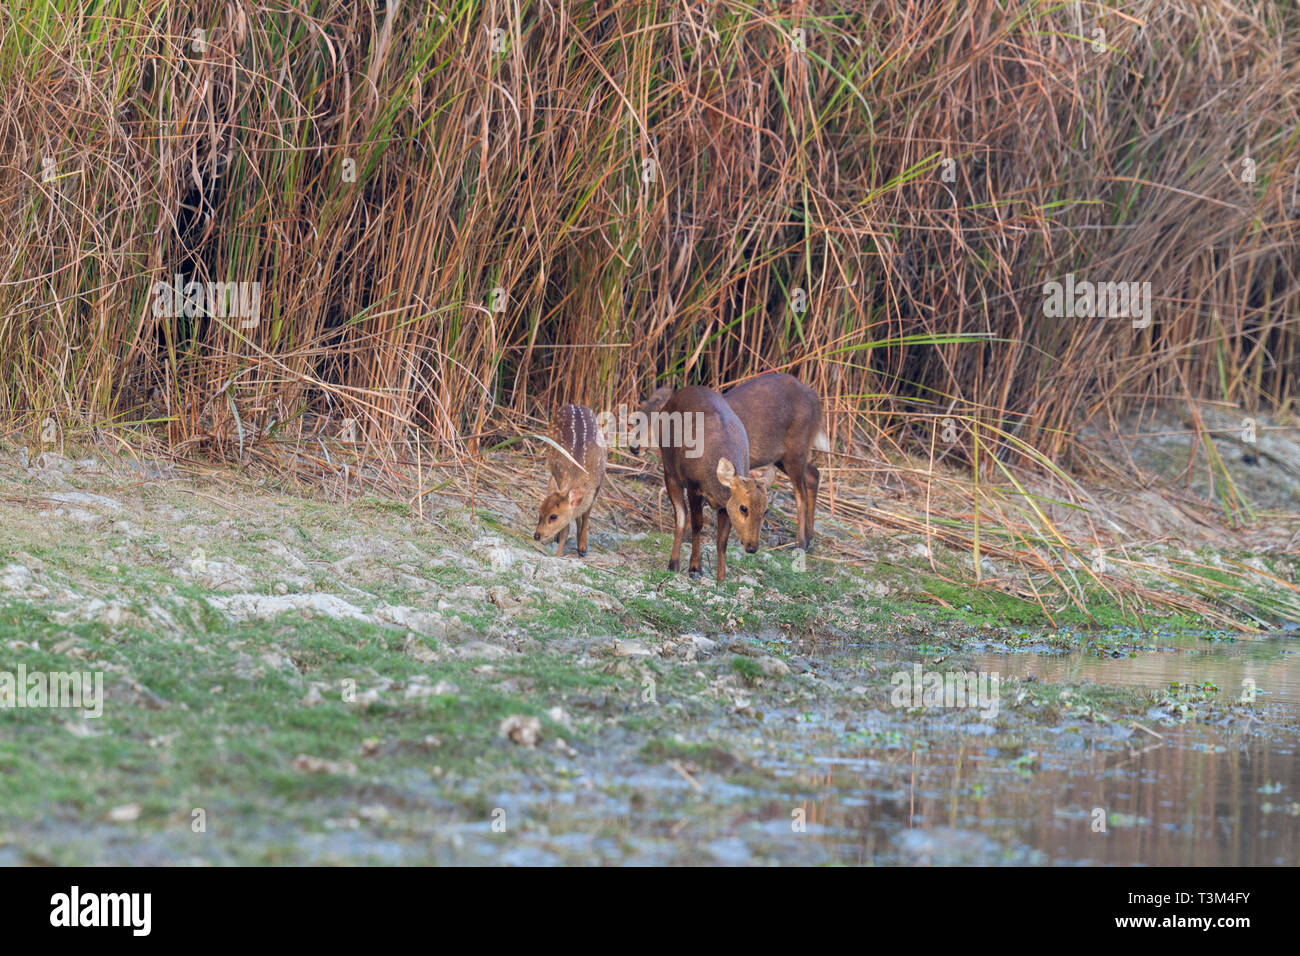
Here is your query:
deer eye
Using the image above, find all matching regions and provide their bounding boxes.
[739,505,749,516]
[549,514,558,522]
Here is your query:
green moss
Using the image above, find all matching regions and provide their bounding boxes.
[730,656,763,685]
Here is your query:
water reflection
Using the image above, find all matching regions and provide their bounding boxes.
[789,634,1299,865]
[974,633,1300,706]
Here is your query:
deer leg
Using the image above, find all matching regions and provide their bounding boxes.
[666,476,686,572]
[687,490,705,578]
[715,507,732,583]
[576,509,589,557]
[803,462,820,551]
[783,455,810,551]
[773,460,802,549]
[555,523,568,558]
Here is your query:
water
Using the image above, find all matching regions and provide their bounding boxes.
[973,633,1300,707]
[785,633,1300,865]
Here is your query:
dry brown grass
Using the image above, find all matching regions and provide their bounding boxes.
[2,1,1297,623]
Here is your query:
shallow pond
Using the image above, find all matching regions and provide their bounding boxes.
[777,633,1299,865]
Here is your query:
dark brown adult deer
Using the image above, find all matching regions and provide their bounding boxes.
[533,404,606,557]
[653,386,772,582]
[633,373,827,550]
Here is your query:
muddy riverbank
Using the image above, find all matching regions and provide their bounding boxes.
[0,449,1296,865]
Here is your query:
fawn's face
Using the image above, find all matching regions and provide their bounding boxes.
[534,487,583,542]
[717,459,773,553]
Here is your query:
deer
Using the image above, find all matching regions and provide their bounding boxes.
[632,373,828,551]
[533,404,606,557]
[650,386,773,582]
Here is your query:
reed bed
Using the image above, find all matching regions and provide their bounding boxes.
[2,1,1297,623]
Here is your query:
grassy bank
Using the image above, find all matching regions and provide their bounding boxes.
[3,448,1295,863]
[0,447,1290,863]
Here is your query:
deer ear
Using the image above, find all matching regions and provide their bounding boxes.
[644,386,673,415]
[547,475,558,494]
[716,457,736,484]
[749,465,776,490]
[568,486,583,507]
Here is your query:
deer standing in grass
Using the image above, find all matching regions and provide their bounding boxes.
[636,373,828,551]
[653,386,772,582]
[534,404,606,557]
